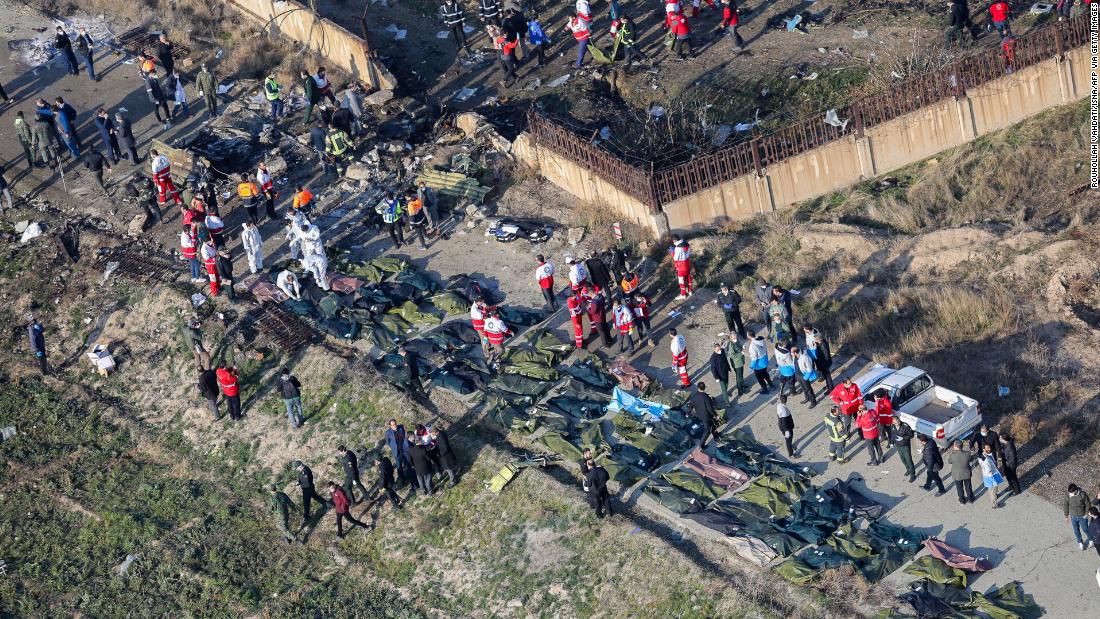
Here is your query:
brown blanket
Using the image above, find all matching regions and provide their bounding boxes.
[922,537,993,572]
[683,446,750,491]
[609,358,651,391]
[243,274,287,303]
[329,274,364,294]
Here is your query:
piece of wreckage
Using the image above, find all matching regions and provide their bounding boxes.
[485,217,553,243]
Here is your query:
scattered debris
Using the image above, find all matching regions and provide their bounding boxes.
[114,554,137,576]
[824,109,849,130]
[436,30,450,39]
[455,87,478,102]
[191,293,207,307]
[786,15,803,31]
[19,222,42,243]
[418,169,492,204]
[486,218,552,243]
[1,426,15,441]
[86,344,116,376]
[546,74,571,88]
[852,30,869,39]
[567,227,585,246]
[1029,2,1053,13]
[650,105,665,118]
[101,261,119,283]
[711,125,733,147]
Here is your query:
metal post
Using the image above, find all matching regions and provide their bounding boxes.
[750,137,763,177]
[1054,23,1065,60]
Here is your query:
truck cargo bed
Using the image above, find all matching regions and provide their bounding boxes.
[914,401,961,425]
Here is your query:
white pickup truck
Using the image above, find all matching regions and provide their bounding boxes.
[854,365,981,447]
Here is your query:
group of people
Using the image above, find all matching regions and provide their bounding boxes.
[271,420,461,541]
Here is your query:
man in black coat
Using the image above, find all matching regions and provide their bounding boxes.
[999,434,1021,496]
[584,457,612,518]
[338,445,369,504]
[81,150,111,198]
[814,335,835,391]
[407,437,434,496]
[891,417,917,482]
[294,460,331,521]
[585,252,613,299]
[689,382,721,447]
[215,249,235,300]
[946,0,979,46]
[114,112,139,164]
[919,435,947,495]
[709,344,732,406]
[968,424,1001,461]
[429,426,458,486]
[604,246,629,287]
[197,367,219,419]
[372,454,402,510]
[55,26,79,75]
[714,283,746,339]
[398,344,424,398]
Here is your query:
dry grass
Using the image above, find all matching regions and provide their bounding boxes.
[573,199,648,248]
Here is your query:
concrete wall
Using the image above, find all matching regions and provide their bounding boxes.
[227,0,396,90]
[513,133,666,236]
[520,45,1089,237]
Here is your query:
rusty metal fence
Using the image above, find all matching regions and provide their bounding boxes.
[528,14,1090,210]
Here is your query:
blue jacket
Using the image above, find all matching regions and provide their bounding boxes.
[528,21,550,46]
[385,425,406,461]
[94,115,114,145]
[56,104,77,135]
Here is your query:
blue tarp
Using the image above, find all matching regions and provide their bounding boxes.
[606,386,669,419]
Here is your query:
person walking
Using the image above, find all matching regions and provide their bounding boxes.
[54,97,81,158]
[774,342,798,398]
[216,365,242,420]
[145,70,172,129]
[978,444,1004,508]
[792,346,818,407]
[385,419,415,490]
[719,0,746,50]
[31,112,58,169]
[999,434,1021,496]
[535,255,557,310]
[215,248,235,301]
[26,316,47,374]
[723,334,748,396]
[428,426,458,487]
[630,292,653,344]
[689,382,721,447]
[114,112,139,164]
[585,252,613,299]
[612,300,636,355]
[829,377,862,443]
[492,25,518,88]
[196,64,218,118]
[279,368,305,428]
[891,417,917,482]
[156,33,175,76]
[988,0,1012,37]
[565,13,590,68]
[339,445,370,505]
[670,236,693,299]
[567,289,586,349]
[236,173,261,225]
[408,437,434,497]
[268,484,298,544]
[329,482,370,538]
[197,366,219,419]
[94,109,121,164]
[416,181,439,233]
[308,122,328,173]
[946,0,979,46]
[169,71,188,119]
[483,310,512,365]
[256,162,277,220]
[73,27,97,81]
[294,460,330,523]
[824,405,847,463]
[81,150,112,198]
[241,221,263,274]
[376,192,404,249]
[776,395,796,457]
[666,8,693,60]
[527,10,550,66]
[747,330,773,394]
[813,332,836,391]
[919,435,947,495]
[404,191,429,249]
[183,315,210,369]
[948,441,976,504]
[325,125,353,177]
[715,283,746,338]
[55,26,80,76]
[373,454,402,510]
[584,455,613,518]
[709,343,732,406]
[1064,484,1093,550]
[669,329,691,388]
[301,70,321,124]
[856,405,883,466]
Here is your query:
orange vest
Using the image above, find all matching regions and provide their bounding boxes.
[293,189,313,210]
[237,182,259,199]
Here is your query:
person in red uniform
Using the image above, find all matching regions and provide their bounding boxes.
[670,235,693,299]
[470,297,489,353]
[666,9,693,61]
[669,328,690,387]
[216,365,242,420]
[630,291,652,341]
[988,0,1012,38]
[180,226,201,282]
[829,377,862,442]
[483,310,512,365]
[612,299,636,355]
[719,0,745,49]
[584,286,612,348]
[535,254,556,310]
[567,289,587,349]
[875,393,895,447]
[856,404,883,466]
[200,239,219,296]
[328,481,370,538]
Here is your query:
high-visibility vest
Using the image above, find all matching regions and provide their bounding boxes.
[613,306,634,332]
[264,77,281,101]
[621,274,639,294]
[824,415,845,443]
[141,58,155,74]
[216,368,239,396]
[535,263,554,288]
[376,199,402,223]
[293,189,313,210]
[670,335,688,365]
[180,232,196,259]
[237,182,259,201]
[484,317,509,345]
[328,130,350,156]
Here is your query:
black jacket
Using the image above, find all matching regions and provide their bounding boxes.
[55,32,72,52]
[969,430,1001,460]
[586,257,612,289]
[815,339,833,369]
[433,430,457,469]
[82,150,108,173]
[116,116,135,148]
[777,412,794,434]
[922,442,943,472]
[1000,438,1018,469]
[146,75,167,103]
[297,464,316,490]
[197,369,219,399]
[279,375,302,399]
[341,450,361,479]
[585,465,610,494]
[216,254,234,280]
[74,33,92,56]
[716,290,742,314]
[404,352,420,381]
[408,443,432,475]
[157,41,174,69]
[689,389,717,426]
[709,351,730,383]
[605,247,628,274]
[377,456,396,488]
[949,0,972,27]
[892,422,914,448]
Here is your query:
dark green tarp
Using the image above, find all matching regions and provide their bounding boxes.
[825,524,877,561]
[317,293,347,320]
[754,472,811,499]
[797,546,853,570]
[283,298,316,317]
[594,454,646,487]
[908,579,974,607]
[317,317,359,340]
[547,394,605,419]
[371,256,410,274]
[519,406,574,434]
[775,558,818,584]
[645,387,691,409]
[738,481,794,518]
[427,291,471,315]
[531,328,572,358]
[709,499,777,525]
[388,301,442,326]
[682,510,744,536]
[608,443,660,472]
[498,306,546,327]
[564,358,615,392]
[489,373,555,397]
[501,360,559,381]
[536,431,584,462]
[964,581,1043,619]
[578,420,610,451]
[903,556,968,588]
[783,518,836,546]
[856,545,910,583]
[394,269,439,293]
[644,480,704,514]
[663,469,725,502]
[868,520,925,555]
[744,522,806,557]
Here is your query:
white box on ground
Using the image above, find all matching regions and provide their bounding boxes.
[86,344,116,374]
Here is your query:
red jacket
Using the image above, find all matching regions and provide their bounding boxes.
[989,1,1009,21]
[631,296,650,319]
[567,295,586,321]
[216,368,239,397]
[875,398,894,426]
[666,12,690,36]
[857,410,880,439]
[830,383,862,416]
[722,6,739,27]
[332,486,351,514]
